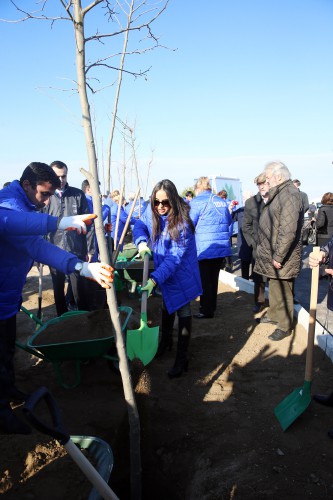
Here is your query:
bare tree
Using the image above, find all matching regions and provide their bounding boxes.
[2,1,170,498]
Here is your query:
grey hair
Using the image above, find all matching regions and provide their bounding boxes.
[264,161,291,181]
[254,172,266,184]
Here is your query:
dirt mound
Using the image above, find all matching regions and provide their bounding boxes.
[2,267,333,499]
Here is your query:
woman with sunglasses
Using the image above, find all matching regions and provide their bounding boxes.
[133,179,202,378]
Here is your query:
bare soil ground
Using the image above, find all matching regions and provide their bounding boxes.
[1,266,333,499]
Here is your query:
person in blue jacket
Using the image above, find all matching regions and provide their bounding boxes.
[217,189,235,272]
[125,192,148,221]
[81,179,112,262]
[190,177,233,319]
[110,189,135,251]
[0,163,113,434]
[81,179,112,309]
[133,179,202,378]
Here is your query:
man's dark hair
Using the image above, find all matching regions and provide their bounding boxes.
[82,179,90,192]
[50,160,68,171]
[20,162,61,190]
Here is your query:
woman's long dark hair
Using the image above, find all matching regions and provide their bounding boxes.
[150,179,195,243]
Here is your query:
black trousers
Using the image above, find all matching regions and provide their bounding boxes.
[0,315,16,408]
[198,258,224,317]
[50,269,91,316]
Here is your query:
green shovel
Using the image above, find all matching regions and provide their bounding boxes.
[274,246,320,431]
[126,253,159,365]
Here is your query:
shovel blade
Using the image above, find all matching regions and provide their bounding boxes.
[126,320,159,366]
[274,380,312,431]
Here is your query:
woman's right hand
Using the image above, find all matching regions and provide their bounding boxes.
[138,242,151,259]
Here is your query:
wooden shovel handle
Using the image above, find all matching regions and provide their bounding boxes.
[141,253,150,315]
[304,246,320,381]
[113,185,124,248]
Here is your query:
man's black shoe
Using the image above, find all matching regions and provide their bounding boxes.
[313,393,333,408]
[193,313,214,319]
[268,329,292,341]
[260,317,278,325]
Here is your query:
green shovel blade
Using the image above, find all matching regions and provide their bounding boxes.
[274,380,312,431]
[126,316,159,366]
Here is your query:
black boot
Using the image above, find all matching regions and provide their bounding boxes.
[168,316,191,379]
[156,310,175,358]
[0,405,31,434]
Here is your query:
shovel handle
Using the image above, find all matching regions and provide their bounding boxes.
[24,388,119,500]
[141,253,150,316]
[64,440,119,500]
[23,386,70,444]
[37,265,43,319]
[112,187,140,265]
[304,246,320,381]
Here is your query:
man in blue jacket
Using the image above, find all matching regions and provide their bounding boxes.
[81,178,112,309]
[0,163,113,434]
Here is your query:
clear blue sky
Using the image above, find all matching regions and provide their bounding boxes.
[1,0,332,201]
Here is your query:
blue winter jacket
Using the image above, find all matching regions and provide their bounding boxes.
[125,198,148,218]
[189,190,232,260]
[133,206,202,314]
[0,209,58,235]
[0,181,80,319]
[111,203,134,250]
[85,194,110,262]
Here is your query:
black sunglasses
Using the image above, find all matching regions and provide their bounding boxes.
[154,199,170,208]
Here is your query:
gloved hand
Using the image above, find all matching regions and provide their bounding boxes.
[138,242,152,259]
[140,278,156,297]
[80,262,114,289]
[104,222,112,233]
[58,214,97,234]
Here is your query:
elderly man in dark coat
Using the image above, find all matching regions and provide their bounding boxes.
[242,173,269,312]
[254,161,304,341]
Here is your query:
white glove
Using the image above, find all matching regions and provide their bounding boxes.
[138,242,152,259]
[80,262,114,289]
[58,214,97,234]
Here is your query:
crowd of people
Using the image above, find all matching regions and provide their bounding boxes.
[1,160,332,435]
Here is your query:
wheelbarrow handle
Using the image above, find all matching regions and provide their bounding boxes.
[23,386,70,445]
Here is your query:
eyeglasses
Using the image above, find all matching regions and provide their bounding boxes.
[154,199,170,208]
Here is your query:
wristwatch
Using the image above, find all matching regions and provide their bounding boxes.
[74,261,84,273]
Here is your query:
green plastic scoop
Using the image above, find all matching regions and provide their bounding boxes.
[274,246,320,431]
[126,253,159,365]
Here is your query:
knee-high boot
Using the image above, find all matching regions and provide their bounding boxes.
[167,316,191,379]
[156,310,175,358]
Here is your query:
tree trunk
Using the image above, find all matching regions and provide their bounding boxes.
[73,2,141,498]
